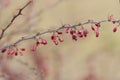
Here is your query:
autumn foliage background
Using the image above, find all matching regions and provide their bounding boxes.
[0,0,120,80]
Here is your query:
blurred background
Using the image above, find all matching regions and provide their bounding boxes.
[0,0,120,80]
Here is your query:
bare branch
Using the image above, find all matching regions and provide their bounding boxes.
[0,0,32,40]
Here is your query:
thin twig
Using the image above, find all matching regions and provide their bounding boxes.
[0,1,32,40]
[0,19,120,50]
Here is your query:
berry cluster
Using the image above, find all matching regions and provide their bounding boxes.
[31,39,47,52]
[1,47,25,56]
[0,15,120,55]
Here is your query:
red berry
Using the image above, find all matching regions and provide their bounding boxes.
[20,48,25,51]
[77,30,82,34]
[91,25,95,31]
[51,35,54,40]
[51,34,57,40]
[94,30,99,37]
[72,35,77,41]
[1,48,7,53]
[112,21,116,24]
[54,41,58,45]
[7,50,11,55]
[7,49,15,55]
[31,45,37,52]
[83,29,88,37]
[95,23,101,28]
[113,27,117,32]
[10,50,16,55]
[41,39,47,45]
[65,28,70,33]
[77,30,83,38]
[57,31,62,34]
[36,41,40,46]
[59,38,64,42]
[15,52,18,56]
[70,29,76,35]
[52,37,57,41]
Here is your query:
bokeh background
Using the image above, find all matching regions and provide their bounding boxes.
[0,0,120,80]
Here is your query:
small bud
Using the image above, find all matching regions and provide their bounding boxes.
[108,15,114,21]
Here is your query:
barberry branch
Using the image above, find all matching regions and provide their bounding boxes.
[0,17,120,52]
[0,0,32,40]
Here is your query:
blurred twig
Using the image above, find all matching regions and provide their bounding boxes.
[8,0,64,36]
